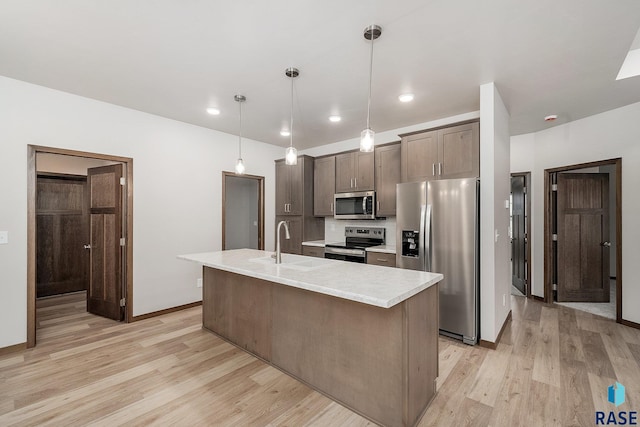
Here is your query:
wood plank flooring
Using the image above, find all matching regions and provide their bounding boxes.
[1,293,639,426]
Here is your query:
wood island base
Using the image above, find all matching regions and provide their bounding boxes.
[202,266,439,427]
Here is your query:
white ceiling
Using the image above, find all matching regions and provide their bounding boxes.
[1,0,640,149]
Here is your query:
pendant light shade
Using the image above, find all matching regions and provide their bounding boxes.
[360,128,375,152]
[285,67,299,165]
[285,146,297,165]
[235,158,245,175]
[234,94,246,175]
[360,25,382,152]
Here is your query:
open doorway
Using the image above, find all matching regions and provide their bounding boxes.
[510,172,531,298]
[27,145,134,348]
[221,172,264,250]
[544,158,621,322]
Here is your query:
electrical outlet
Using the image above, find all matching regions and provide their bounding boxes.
[0,231,8,245]
[197,278,202,288]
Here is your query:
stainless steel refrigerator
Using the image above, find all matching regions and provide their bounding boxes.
[396,178,479,345]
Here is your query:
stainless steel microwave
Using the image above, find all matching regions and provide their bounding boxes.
[334,191,376,220]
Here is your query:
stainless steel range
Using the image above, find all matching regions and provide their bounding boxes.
[324,227,385,263]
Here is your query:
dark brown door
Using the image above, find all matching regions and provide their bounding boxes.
[87,164,124,320]
[557,173,610,302]
[511,176,526,295]
[36,175,89,297]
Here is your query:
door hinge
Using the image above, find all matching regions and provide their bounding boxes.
[120,177,125,186]
[551,184,558,191]
[120,298,126,307]
[552,234,558,241]
[553,283,557,291]
[120,237,126,246]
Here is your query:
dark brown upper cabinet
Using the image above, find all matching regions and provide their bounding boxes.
[401,121,479,182]
[275,158,305,215]
[313,156,335,216]
[274,156,324,254]
[335,151,375,193]
[375,143,401,216]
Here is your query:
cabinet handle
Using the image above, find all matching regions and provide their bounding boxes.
[350,178,353,188]
[355,178,357,188]
[330,202,333,213]
[438,163,442,175]
[376,258,388,262]
[432,163,436,176]
[377,200,380,212]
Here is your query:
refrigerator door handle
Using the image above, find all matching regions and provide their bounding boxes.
[425,204,432,271]
[419,204,426,270]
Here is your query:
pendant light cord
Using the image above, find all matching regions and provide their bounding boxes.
[238,100,242,159]
[290,73,294,149]
[366,33,374,130]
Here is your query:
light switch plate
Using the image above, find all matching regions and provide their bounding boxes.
[0,231,7,244]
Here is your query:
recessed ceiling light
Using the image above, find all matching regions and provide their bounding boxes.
[329,115,341,122]
[206,107,220,115]
[544,114,558,122]
[398,93,414,103]
[280,130,291,137]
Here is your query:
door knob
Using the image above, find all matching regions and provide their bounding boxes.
[601,241,611,247]
[83,244,91,250]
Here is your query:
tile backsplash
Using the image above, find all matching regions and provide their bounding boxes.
[325,217,396,247]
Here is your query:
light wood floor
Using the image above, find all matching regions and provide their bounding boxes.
[1,293,639,426]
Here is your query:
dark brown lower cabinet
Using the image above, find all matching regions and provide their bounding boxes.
[302,245,325,258]
[203,266,439,427]
[275,215,324,255]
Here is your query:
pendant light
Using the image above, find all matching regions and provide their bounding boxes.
[234,94,246,175]
[285,67,299,165]
[360,25,382,152]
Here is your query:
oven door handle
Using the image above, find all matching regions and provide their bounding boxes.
[325,247,366,257]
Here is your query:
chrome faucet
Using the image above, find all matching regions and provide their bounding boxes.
[275,220,291,264]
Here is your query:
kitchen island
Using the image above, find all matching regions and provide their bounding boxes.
[179,249,443,427]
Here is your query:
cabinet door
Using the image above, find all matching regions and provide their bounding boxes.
[275,161,290,215]
[276,216,303,255]
[354,151,375,191]
[438,122,479,179]
[335,153,355,193]
[375,144,400,216]
[288,161,304,215]
[302,246,325,258]
[314,156,335,216]
[401,130,438,182]
[366,252,396,267]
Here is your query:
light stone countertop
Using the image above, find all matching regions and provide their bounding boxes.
[301,240,331,247]
[365,245,396,254]
[179,249,442,308]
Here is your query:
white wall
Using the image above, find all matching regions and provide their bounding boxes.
[510,101,640,324]
[0,75,282,348]
[480,82,512,343]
